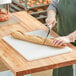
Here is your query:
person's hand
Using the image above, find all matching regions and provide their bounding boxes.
[46,13,56,28]
[52,36,71,47]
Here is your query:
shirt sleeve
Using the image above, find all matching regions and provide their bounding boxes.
[48,0,59,12]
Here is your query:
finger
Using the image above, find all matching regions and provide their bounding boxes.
[57,41,64,46]
[62,44,67,47]
[46,18,53,23]
[55,40,63,46]
[52,20,56,27]
[52,39,59,46]
[46,18,56,28]
[58,41,66,46]
[46,20,52,26]
[47,20,55,27]
[46,19,50,23]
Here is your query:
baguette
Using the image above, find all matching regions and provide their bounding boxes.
[11,31,66,48]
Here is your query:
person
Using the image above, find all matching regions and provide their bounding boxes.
[46,0,76,76]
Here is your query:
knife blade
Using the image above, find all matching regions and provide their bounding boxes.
[43,24,52,44]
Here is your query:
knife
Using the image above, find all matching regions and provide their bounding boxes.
[43,24,52,44]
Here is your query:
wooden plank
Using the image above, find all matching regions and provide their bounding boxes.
[0,11,76,76]
[0,61,8,72]
[31,70,52,76]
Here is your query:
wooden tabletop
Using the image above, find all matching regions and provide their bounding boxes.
[0,11,76,76]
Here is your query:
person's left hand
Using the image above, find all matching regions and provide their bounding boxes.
[52,36,70,47]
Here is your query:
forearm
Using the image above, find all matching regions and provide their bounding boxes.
[47,10,56,18]
[48,0,58,12]
[67,31,76,42]
[47,0,58,18]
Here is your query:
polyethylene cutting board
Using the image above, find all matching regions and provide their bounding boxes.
[3,30,72,61]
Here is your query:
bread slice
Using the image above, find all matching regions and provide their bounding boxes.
[11,31,65,48]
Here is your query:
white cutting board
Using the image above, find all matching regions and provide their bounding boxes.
[3,30,72,61]
[0,0,12,5]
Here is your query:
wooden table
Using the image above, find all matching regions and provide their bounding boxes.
[0,11,76,76]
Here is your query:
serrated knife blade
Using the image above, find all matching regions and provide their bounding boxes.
[43,24,52,44]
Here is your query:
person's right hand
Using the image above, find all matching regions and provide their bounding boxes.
[46,15,56,28]
[46,10,57,28]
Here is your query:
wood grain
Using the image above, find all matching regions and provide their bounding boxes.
[31,70,52,76]
[0,11,76,76]
[0,60,8,72]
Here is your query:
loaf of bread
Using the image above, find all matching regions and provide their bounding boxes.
[0,8,10,22]
[11,31,66,48]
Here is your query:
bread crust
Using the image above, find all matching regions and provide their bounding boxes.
[11,31,66,48]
